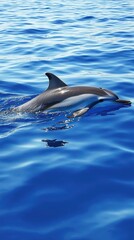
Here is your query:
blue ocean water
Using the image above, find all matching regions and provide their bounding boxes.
[0,0,134,239]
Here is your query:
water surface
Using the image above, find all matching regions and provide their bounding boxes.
[0,0,134,239]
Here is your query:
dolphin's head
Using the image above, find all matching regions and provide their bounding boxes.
[101,88,131,105]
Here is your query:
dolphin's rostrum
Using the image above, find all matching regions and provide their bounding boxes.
[14,73,131,117]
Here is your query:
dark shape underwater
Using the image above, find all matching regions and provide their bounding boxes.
[42,139,68,147]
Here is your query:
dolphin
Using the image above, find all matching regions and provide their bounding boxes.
[14,72,131,117]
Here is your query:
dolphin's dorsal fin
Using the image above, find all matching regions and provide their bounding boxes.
[45,72,67,90]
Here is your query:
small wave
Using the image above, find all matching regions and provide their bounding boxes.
[78,16,95,21]
[21,28,50,35]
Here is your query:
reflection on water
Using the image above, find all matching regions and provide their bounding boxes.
[42,120,74,132]
[87,103,131,117]
[42,139,68,147]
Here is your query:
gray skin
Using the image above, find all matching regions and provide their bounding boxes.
[14,72,131,117]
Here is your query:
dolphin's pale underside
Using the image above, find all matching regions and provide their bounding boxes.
[14,73,131,117]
